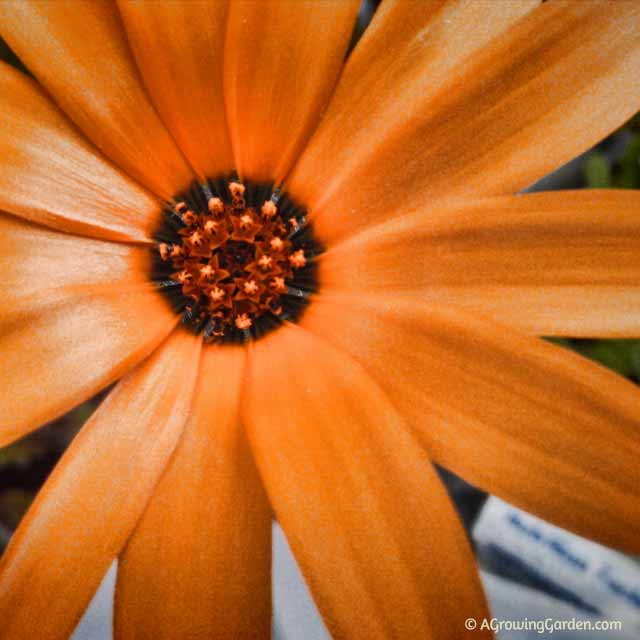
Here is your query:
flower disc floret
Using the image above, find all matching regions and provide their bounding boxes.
[152,178,320,343]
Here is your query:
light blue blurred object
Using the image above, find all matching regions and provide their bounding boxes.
[72,515,639,639]
[474,497,640,639]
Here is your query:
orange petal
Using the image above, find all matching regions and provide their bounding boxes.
[301,296,640,554]
[288,0,640,245]
[244,325,490,639]
[0,285,178,446]
[114,346,272,639]
[0,213,150,321]
[117,0,234,181]
[0,330,201,640]
[0,63,160,242]
[0,1,194,199]
[224,0,359,183]
[320,190,640,337]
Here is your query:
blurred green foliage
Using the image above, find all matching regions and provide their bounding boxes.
[582,153,610,189]
[568,129,640,378]
[583,132,640,190]
[552,338,640,382]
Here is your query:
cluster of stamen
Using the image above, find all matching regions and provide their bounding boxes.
[153,178,318,343]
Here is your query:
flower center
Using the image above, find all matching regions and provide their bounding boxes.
[152,177,320,343]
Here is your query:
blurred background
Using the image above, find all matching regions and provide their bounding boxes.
[1,1,639,638]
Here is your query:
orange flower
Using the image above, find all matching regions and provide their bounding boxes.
[0,1,640,639]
